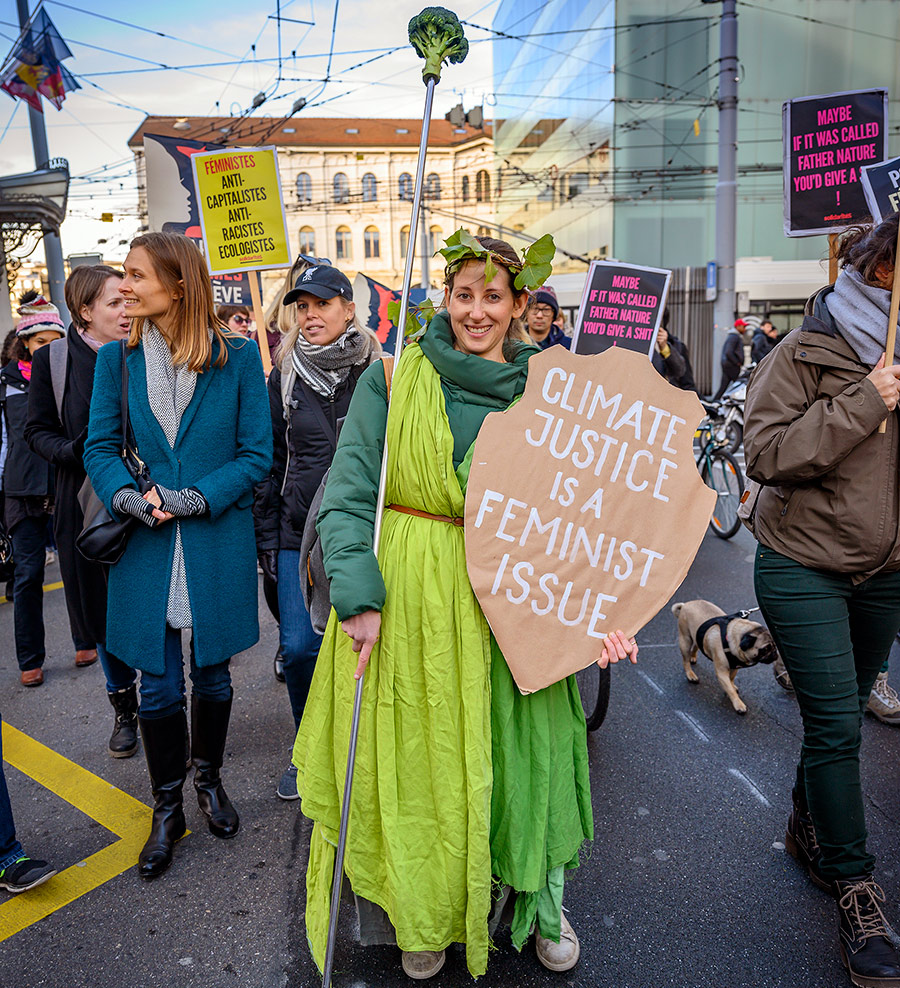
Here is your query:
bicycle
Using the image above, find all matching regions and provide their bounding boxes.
[696,408,745,539]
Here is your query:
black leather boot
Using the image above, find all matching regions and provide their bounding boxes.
[138,710,188,880]
[107,686,138,758]
[836,877,900,987]
[191,692,239,839]
[785,786,831,894]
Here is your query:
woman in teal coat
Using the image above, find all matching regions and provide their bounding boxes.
[84,232,271,880]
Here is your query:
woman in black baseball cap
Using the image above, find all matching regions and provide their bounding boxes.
[254,261,381,801]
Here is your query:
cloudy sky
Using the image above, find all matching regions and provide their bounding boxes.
[0,0,503,259]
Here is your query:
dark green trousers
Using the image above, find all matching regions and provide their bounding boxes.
[755,545,900,880]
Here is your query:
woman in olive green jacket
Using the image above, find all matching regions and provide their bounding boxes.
[745,214,900,988]
[293,236,635,981]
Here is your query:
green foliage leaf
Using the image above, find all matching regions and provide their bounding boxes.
[387,297,437,340]
[514,234,556,291]
[483,254,498,285]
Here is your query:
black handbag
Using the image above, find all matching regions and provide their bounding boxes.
[76,341,154,565]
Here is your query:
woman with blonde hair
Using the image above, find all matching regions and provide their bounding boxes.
[84,232,271,879]
[254,262,380,800]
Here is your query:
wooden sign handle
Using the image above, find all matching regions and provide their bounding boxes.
[828,233,839,285]
[878,220,900,434]
[248,272,272,374]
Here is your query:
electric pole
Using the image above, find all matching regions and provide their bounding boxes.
[711,0,737,393]
[15,0,70,321]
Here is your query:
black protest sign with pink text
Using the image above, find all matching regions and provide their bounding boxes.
[783,88,888,237]
[571,261,671,358]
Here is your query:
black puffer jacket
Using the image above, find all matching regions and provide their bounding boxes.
[253,361,367,551]
[1,361,53,498]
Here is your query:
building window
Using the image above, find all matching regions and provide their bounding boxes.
[461,175,470,202]
[299,226,315,255]
[364,226,380,259]
[428,225,443,255]
[362,173,377,202]
[399,172,413,201]
[336,226,352,260]
[333,172,350,204]
[475,169,491,202]
[425,173,441,200]
[296,172,311,203]
[568,172,589,199]
[400,225,410,258]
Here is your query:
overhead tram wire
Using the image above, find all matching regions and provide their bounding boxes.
[43,0,243,58]
[735,0,900,46]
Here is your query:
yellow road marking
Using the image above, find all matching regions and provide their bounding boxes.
[0,722,188,941]
[0,581,64,605]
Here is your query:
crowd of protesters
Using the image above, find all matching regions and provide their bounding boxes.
[3,217,900,987]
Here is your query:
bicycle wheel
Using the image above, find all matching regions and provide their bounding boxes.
[701,449,744,539]
[724,421,743,454]
[575,661,611,731]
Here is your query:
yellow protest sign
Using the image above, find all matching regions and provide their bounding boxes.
[191,146,291,275]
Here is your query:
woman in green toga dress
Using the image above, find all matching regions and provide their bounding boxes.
[294,234,638,980]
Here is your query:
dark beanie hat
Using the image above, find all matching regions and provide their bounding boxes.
[532,288,559,318]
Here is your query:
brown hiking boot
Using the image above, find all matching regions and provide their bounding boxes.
[785,787,831,894]
[836,877,900,987]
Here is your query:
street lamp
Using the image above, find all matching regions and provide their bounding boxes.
[0,160,70,333]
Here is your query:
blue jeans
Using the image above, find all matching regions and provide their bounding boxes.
[96,644,136,694]
[138,626,232,720]
[278,550,323,731]
[10,516,47,672]
[73,637,135,693]
[0,713,24,871]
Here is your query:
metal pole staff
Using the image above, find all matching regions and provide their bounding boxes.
[320,75,436,988]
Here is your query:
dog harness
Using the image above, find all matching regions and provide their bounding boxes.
[695,611,755,670]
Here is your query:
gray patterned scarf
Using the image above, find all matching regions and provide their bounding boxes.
[143,322,198,446]
[291,326,375,398]
[142,321,203,630]
[827,267,900,368]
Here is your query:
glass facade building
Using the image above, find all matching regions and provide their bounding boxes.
[493,0,900,275]
[492,0,615,273]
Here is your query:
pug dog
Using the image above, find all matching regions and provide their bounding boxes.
[671,599,780,714]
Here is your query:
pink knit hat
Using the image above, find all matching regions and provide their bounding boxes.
[16,296,65,338]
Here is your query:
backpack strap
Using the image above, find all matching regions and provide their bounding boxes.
[48,337,69,421]
[280,361,296,422]
[381,355,394,399]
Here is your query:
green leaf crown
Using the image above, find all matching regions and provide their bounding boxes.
[438,227,556,292]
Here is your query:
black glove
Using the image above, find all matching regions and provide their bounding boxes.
[258,549,278,584]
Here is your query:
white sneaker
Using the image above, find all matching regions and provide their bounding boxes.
[401,950,445,980]
[535,910,580,972]
[867,673,900,726]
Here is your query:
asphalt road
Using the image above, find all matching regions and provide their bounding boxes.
[3,524,900,988]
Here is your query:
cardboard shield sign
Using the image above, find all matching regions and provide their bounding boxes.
[465,347,716,694]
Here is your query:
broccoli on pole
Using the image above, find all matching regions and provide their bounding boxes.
[408,6,469,81]
[320,11,469,988]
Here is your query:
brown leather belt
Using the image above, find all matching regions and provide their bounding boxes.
[386,504,464,527]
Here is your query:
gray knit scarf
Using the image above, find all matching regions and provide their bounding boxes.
[291,326,374,398]
[827,267,900,368]
[142,322,202,630]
